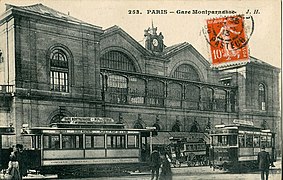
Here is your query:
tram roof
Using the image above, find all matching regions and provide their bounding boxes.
[211,123,274,135]
[21,126,157,136]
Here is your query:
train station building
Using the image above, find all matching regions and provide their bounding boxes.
[0,4,280,153]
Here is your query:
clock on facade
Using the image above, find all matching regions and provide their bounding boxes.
[152,38,159,46]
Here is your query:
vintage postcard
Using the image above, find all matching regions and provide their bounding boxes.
[0,0,281,179]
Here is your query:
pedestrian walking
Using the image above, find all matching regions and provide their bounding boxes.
[7,151,21,180]
[149,148,161,180]
[14,144,27,179]
[257,146,270,180]
[159,153,172,180]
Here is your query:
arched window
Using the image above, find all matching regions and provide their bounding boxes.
[106,75,128,104]
[259,83,266,111]
[166,83,182,107]
[50,49,69,92]
[172,120,181,132]
[172,64,200,81]
[100,51,136,72]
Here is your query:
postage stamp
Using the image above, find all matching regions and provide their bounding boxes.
[205,15,251,66]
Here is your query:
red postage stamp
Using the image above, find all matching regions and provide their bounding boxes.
[206,15,249,65]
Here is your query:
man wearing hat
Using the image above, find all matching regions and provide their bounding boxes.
[257,146,271,180]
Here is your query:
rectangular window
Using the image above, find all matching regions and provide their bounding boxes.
[43,135,49,149]
[260,135,267,148]
[50,71,69,92]
[261,102,266,111]
[62,135,83,149]
[266,135,272,148]
[85,135,93,149]
[254,135,260,147]
[32,136,41,149]
[228,135,237,146]
[238,134,245,147]
[127,135,139,148]
[107,135,125,149]
[93,135,105,148]
[43,135,60,149]
[246,134,253,148]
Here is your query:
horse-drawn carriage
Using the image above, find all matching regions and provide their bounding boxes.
[168,137,209,167]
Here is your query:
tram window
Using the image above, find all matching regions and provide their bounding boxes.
[266,136,272,148]
[128,135,139,148]
[261,135,267,148]
[212,136,218,146]
[246,134,253,148]
[50,135,60,149]
[32,136,41,149]
[238,134,245,147]
[228,135,237,146]
[217,136,228,146]
[93,135,105,148]
[189,145,193,151]
[107,135,125,148]
[43,135,49,149]
[117,136,125,148]
[222,136,228,145]
[62,135,83,149]
[75,136,82,148]
[85,135,92,149]
[253,135,260,147]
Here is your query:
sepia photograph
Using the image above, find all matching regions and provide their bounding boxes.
[0,0,281,179]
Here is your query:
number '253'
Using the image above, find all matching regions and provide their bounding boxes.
[128,10,141,14]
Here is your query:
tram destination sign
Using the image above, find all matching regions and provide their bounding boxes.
[61,117,115,124]
[41,129,138,135]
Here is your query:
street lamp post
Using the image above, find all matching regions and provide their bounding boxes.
[146,127,156,154]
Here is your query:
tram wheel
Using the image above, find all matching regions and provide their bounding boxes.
[187,153,197,167]
[202,156,209,166]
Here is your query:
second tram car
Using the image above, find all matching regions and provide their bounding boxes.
[21,117,156,178]
[209,120,276,172]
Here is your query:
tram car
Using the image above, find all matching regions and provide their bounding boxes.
[209,119,276,172]
[168,136,209,167]
[20,117,156,178]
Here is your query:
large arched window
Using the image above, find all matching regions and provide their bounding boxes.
[258,83,266,111]
[172,64,200,81]
[50,49,69,92]
[100,51,136,72]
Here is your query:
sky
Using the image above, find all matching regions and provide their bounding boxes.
[0,0,281,68]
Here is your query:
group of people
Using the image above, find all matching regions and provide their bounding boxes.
[149,148,172,180]
[5,144,27,180]
[150,145,273,180]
